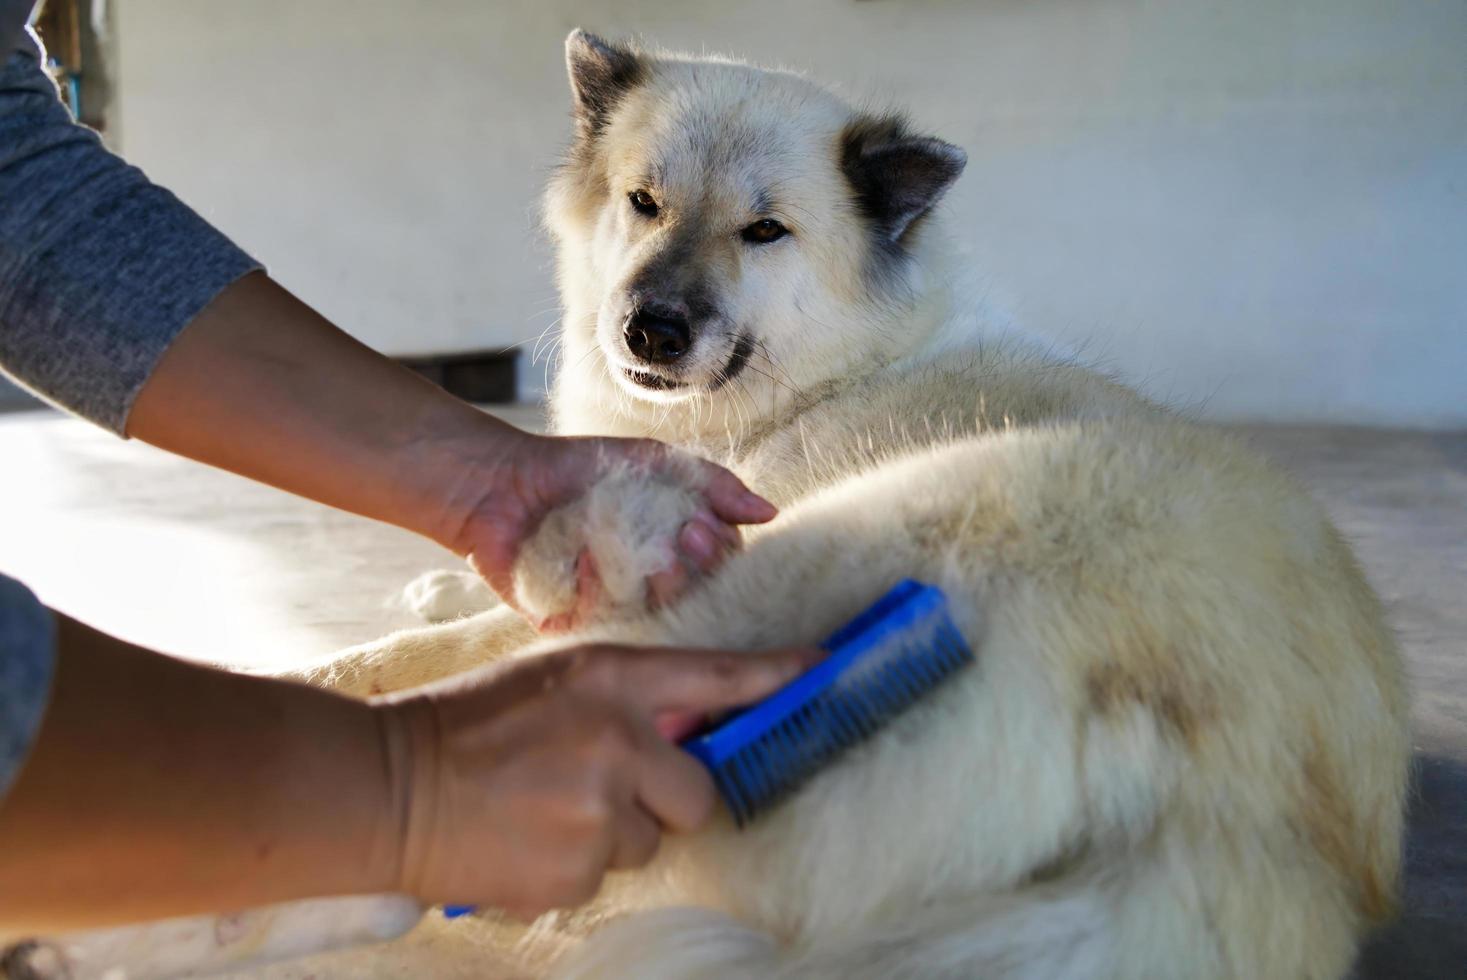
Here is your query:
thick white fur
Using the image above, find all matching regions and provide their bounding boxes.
[26,35,1406,980]
[299,35,1408,980]
[527,416,1407,980]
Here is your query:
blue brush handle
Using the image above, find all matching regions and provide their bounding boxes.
[441,580,938,919]
[682,579,936,770]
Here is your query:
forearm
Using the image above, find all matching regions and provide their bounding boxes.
[0,48,513,542]
[0,615,399,934]
[126,271,526,550]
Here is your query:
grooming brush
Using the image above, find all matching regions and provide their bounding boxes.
[13,600,973,973]
[682,578,974,826]
[441,579,972,918]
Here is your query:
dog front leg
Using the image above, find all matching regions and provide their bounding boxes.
[278,605,538,698]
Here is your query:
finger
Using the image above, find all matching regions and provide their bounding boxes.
[697,511,744,552]
[646,559,691,610]
[611,646,826,718]
[686,507,743,555]
[691,460,778,525]
[538,610,576,632]
[676,519,725,576]
[467,548,517,614]
[654,709,708,741]
[631,727,721,833]
[572,548,604,619]
[536,549,604,631]
[608,804,663,870]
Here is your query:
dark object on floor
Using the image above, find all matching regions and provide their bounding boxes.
[399,348,519,403]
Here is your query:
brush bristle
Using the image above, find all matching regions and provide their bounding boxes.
[710,611,972,825]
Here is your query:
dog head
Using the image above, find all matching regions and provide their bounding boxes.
[545,30,966,438]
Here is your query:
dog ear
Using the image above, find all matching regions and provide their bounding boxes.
[565,29,644,138]
[841,115,967,244]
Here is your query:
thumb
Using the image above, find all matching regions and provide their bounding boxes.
[609,646,825,723]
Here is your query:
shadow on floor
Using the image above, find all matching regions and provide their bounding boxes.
[1354,752,1467,978]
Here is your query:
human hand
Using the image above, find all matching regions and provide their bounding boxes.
[376,643,819,919]
[125,274,772,627]
[440,433,776,623]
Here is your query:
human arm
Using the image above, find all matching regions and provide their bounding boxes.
[0,39,771,608]
[124,271,771,614]
[0,608,818,934]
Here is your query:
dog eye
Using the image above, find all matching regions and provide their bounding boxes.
[629,190,660,217]
[741,219,788,245]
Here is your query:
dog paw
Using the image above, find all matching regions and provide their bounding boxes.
[402,568,500,623]
[0,897,424,979]
[511,455,739,629]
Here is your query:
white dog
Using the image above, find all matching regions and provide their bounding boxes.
[12,30,1410,980]
[310,31,1408,979]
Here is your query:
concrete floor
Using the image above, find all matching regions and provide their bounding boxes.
[0,409,1462,977]
[0,404,542,673]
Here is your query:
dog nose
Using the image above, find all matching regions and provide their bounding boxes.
[624,307,692,364]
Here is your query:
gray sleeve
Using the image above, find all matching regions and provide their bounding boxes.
[0,43,262,434]
[0,572,56,799]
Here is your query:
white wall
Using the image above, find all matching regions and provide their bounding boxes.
[113,0,1466,426]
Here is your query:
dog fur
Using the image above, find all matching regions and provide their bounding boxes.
[26,30,1405,980]
[303,30,1410,979]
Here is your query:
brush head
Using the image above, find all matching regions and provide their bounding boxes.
[681,580,974,826]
